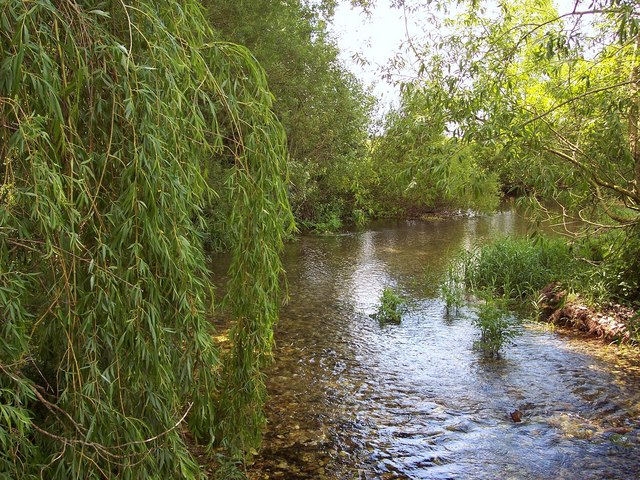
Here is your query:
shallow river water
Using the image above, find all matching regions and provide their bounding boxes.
[248,210,640,480]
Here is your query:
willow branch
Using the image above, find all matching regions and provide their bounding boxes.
[530,194,581,237]
[577,206,637,229]
[1,362,195,459]
[520,80,636,128]
[544,147,640,202]
[402,2,422,64]
[594,184,640,225]
[5,238,136,289]
[0,363,85,436]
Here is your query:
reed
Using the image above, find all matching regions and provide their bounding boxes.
[460,236,576,301]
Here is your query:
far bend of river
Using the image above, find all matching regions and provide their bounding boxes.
[247,210,640,480]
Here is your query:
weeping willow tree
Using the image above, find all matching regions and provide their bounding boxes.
[0,0,291,478]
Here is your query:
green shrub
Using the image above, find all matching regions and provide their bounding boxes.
[574,228,640,304]
[375,287,407,324]
[297,201,344,233]
[473,296,519,358]
[352,208,368,227]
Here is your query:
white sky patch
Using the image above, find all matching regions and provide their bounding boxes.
[329,2,409,113]
[329,0,579,115]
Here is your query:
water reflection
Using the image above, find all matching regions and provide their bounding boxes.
[249,213,640,480]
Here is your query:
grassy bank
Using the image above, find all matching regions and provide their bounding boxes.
[450,234,640,343]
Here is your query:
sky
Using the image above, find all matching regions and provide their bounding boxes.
[328,0,577,114]
[329,2,412,111]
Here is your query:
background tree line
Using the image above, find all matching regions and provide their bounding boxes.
[202,0,500,233]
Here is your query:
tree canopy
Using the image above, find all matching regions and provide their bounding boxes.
[0,0,291,477]
[391,0,640,229]
[367,0,640,299]
[205,0,375,229]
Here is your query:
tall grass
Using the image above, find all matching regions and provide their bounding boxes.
[459,236,579,301]
[443,232,640,355]
[455,232,640,308]
[441,263,465,316]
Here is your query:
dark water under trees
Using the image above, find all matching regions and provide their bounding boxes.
[248,210,640,479]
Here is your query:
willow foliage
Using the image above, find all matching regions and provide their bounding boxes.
[397,0,640,227]
[370,88,501,214]
[0,0,291,478]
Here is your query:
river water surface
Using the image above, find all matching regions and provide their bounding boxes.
[248,210,640,479]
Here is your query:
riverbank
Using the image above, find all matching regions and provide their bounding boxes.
[539,284,639,344]
[297,204,489,234]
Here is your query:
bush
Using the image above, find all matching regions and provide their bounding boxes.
[375,287,407,324]
[352,208,368,227]
[574,228,640,304]
[473,296,519,358]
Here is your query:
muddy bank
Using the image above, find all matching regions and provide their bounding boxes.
[539,284,638,344]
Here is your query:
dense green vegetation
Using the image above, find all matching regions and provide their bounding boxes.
[396,0,640,228]
[368,84,502,215]
[205,0,375,232]
[375,287,407,324]
[450,233,640,348]
[2,0,639,477]
[0,0,291,477]
[203,0,504,229]
[472,296,519,359]
[460,237,577,301]
[457,234,640,307]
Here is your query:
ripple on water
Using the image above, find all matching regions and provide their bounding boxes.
[249,216,640,479]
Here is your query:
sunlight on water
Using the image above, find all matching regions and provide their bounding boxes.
[249,212,640,479]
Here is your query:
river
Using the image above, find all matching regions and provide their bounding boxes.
[247,209,640,479]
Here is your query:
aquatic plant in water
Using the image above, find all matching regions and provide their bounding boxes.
[472,296,520,358]
[375,287,407,324]
[441,263,465,316]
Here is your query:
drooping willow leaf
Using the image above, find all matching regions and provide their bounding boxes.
[0,0,291,477]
